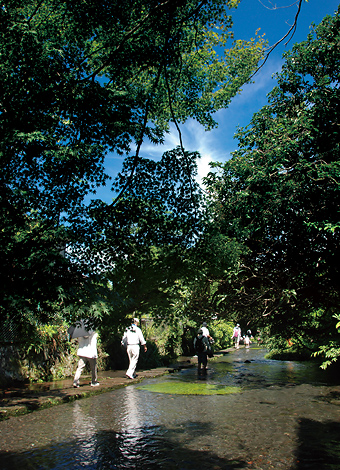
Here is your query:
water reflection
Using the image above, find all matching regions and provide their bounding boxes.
[122,386,143,431]
[71,401,98,466]
[1,348,340,470]
[73,401,97,440]
[119,386,146,460]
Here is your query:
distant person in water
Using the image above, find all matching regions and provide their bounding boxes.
[232,324,242,349]
[244,335,251,348]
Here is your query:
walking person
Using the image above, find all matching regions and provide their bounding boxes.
[201,321,214,357]
[73,331,100,388]
[122,318,147,379]
[232,324,242,349]
[194,328,210,375]
[201,321,213,342]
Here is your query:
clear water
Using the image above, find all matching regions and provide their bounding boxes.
[1,348,340,469]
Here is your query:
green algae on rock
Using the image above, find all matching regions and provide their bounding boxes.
[137,381,241,395]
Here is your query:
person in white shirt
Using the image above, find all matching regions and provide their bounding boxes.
[73,331,99,388]
[201,322,213,341]
[122,318,147,379]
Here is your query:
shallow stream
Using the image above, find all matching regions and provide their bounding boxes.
[1,348,340,469]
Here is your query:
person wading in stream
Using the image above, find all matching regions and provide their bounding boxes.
[122,318,147,379]
[194,329,210,375]
[201,321,214,357]
[232,324,242,349]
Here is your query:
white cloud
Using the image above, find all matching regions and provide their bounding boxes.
[99,55,283,199]
[140,57,284,185]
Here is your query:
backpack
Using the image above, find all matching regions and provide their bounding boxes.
[195,335,207,353]
[121,335,128,350]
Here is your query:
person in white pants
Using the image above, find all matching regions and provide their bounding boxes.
[73,332,99,388]
[122,318,147,379]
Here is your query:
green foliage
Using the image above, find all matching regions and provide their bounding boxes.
[88,147,209,338]
[27,322,66,355]
[264,334,314,362]
[146,314,194,359]
[203,9,340,350]
[313,314,340,369]
[209,319,235,350]
[1,0,265,329]
[0,210,77,328]
[89,148,205,267]
[23,319,72,381]
[313,342,340,370]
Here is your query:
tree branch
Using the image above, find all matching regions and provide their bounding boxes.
[249,0,303,80]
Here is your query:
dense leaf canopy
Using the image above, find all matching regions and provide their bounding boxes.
[0,0,264,330]
[204,8,340,343]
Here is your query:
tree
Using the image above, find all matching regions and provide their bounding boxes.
[203,9,340,351]
[1,0,265,330]
[86,147,203,318]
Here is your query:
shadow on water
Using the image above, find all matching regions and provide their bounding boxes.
[2,419,340,470]
[293,419,340,470]
[0,425,249,470]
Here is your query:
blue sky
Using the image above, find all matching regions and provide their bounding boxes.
[97,0,339,203]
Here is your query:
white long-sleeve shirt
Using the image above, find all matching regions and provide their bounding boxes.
[122,324,146,346]
[77,332,98,358]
